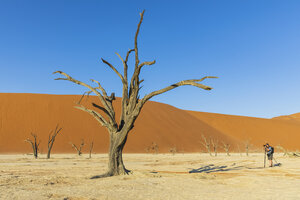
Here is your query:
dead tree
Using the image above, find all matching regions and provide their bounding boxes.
[47,125,62,159]
[89,141,94,159]
[237,145,242,156]
[245,140,251,156]
[147,142,159,154]
[211,138,218,156]
[200,135,212,156]
[25,133,40,159]
[222,142,231,156]
[54,10,217,178]
[169,146,177,155]
[71,139,85,156]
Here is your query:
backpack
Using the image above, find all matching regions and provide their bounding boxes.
[270,146,274,154]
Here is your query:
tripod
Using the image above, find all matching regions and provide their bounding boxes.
[264,148,266,168]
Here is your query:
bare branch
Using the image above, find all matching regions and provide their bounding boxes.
[125,49,135,63]
[222,142,231,156]
[138,77,218,109]
[200,134,212,156]
[71,139,85,156]
[134,10,145,69]
[74,104,112,130]
[138,60,156,69]
[116,48,135,85]
[47,124,62,159]
[78,91,92,104]
[101,58,124,83]
[53,71,116,126]
[90,79,108,98]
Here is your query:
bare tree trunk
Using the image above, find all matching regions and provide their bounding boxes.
[201,135,212,156]
[222,142,230,156]
[237,145,242,156]
[89,141,94,159]
[211,138,218,157]
[25,133,40,159]
[47,125,62,159]
[92,131,130,178]
[245,140,250,156]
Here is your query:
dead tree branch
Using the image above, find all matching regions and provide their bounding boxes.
[200,135,212,156]
[71,139,85,156]
[47,124,62,159]
[211,138,218,157]
[222,142,231,156]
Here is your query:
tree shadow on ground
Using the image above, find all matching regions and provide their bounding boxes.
[188,164,245,174]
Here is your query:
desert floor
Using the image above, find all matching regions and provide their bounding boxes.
[0,153,299,200]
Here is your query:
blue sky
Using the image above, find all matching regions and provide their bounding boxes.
[1,0,300,118]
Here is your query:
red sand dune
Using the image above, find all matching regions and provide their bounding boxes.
[0,93,299,153]
[188,111,300,151]
[273,112,300,123]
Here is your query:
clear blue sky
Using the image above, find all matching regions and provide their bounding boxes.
[1,0,300,118]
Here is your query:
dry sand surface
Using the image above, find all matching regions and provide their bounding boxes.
[1,153,300,200]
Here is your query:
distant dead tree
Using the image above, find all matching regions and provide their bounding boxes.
[25,133,40,159]
[276,145,288,156]
[200,135,212,156]
[54,10,216,178]
[245,140,251,156]
[146,142,159,154]
[89,141,94,159]
[169,146,177,155]
[237,145,242,156]
[47,125,62,159]
[71,139,85,156]
[222,142,231,156]
[211,138,218,156]
[276,145,300,157]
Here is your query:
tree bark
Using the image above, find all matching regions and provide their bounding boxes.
[92,130,130,178]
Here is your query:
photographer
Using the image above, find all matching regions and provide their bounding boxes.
[264,143,274,167]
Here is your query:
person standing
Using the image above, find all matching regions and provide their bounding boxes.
[265,143,274,167]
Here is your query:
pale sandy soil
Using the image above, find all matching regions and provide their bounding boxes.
[0,153,299,200]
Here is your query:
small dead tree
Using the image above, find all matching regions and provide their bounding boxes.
[200,135,212,156]
[237,145,242,156]
[147,142,159,154]
[54,10,216,177]
[71,139,85,156]
[47,125,62,159]
[89,141,94,159]
[25,133,40,159]
[222,142,231,156]
[211,138,218,156]
[244,140,252,156]
[169,146,177,155]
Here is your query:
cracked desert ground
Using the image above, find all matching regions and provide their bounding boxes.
[0,153,299,200]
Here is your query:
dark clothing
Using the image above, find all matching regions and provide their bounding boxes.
[266,146,274,160]
[267,146,273,155]
[267,153,273,160]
